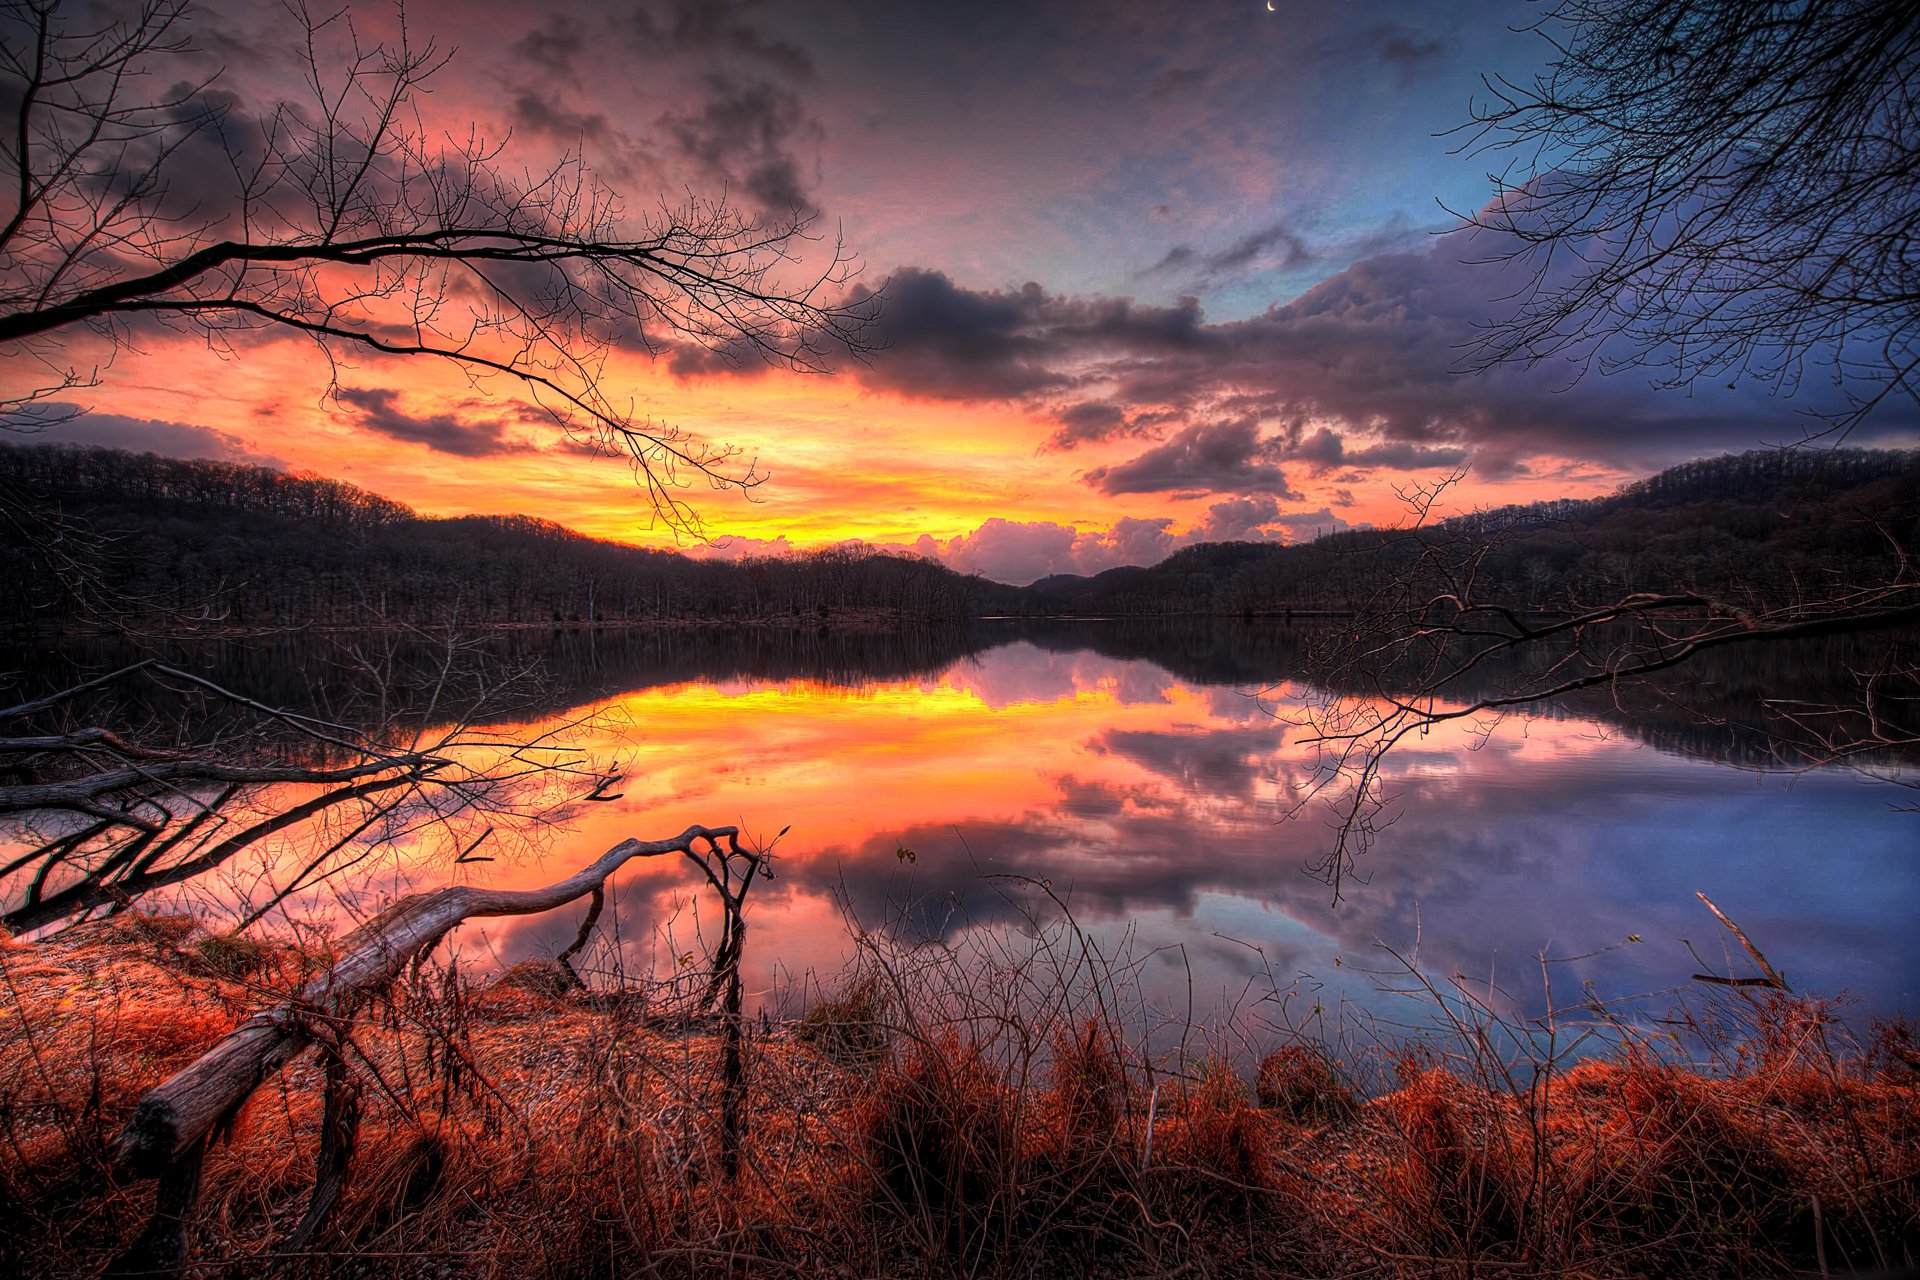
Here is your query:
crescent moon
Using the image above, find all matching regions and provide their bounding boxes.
[1266,1,1275,9]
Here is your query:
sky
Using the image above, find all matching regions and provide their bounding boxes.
[7,0,1917,583]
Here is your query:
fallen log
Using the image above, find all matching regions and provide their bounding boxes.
[112,824,750,1179]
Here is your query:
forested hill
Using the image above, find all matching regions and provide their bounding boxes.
[1023,447,1920,616]
[0,443,1014,629]
[3,442,1915,629]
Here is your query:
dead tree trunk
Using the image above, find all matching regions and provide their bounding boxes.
[107,823,759,1272]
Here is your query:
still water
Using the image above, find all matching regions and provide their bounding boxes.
[11,621,1918,1035]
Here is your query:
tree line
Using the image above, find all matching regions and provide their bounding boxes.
[1027,448,1920,618]
[0,443,1004,630]
[2,442,1915,632]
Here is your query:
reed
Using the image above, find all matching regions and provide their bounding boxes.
[2,908,1914,1278]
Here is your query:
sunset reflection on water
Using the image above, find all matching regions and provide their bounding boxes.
[237,637,1907,1035]
[41,635,1917,1035]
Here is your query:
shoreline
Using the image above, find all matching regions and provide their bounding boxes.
[5,913,1915,1278]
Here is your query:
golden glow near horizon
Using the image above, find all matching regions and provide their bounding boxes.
[6,328,1634,567]
[180,661,1643,927]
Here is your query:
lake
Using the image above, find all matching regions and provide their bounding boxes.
[6,620,1916,1047]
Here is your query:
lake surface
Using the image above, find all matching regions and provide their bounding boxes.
[7,621,1916,1044]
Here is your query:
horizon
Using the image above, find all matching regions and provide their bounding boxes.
[4,0,1916,582]
[25,436,1905,589]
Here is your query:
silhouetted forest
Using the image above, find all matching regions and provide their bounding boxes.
[3,443,1915,630]
[0,444,1014,629]
[1026,448,1920,616]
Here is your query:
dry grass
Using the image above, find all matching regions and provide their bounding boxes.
[1,917,1915,1278]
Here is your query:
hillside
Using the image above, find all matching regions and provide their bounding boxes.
[0,444,1015,629]
[3,443,1915,630]
[1024,448,1920,617]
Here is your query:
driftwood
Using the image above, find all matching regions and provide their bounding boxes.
[1694,891,1789,991]
[105,823,758,1274]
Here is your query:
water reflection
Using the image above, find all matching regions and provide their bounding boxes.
[7,623,1915,1032]
[424,638,1920,1028]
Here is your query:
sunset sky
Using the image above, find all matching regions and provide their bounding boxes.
[9,0,1917,583]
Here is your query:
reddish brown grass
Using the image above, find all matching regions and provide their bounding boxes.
[2,920,1915,1279]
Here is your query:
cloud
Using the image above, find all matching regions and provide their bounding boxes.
[511,15,585,71]
[1271,423,1468,473]
[1046,400,1129,448]
[1,403,284,467]
[1100,515,1179,566]
[1188,493,1351,544]
[508,91,614,147]
[848,271,1071,400]
[840,269,1206,403]
[1367,23,1446,70]
[852,203,1917,494]
[661,73,819,214]
[1196,493,1281,542]
[624,0,814,79]
[1268,506,1351,539]
[907,503,1355,583]
[922,518,1081,585]
[1084,418,1300,497]
[911,514,1187,585]
[336,388,524,458]
[1144,220,1316,290]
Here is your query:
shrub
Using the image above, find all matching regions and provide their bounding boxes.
[1588,1067,1812,1276]
[1157,1060,1273,1211]
[798,974,893,1065]
[1256,1045,1357,1124]
[857,1035,1015,1257]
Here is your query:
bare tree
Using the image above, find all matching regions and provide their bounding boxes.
[0,629,632,936]
[1289,462,1919,900]
[1456,0,1919,437]
[1275,1,1920,899]
[0,0,859,932]
[0,0,869,528]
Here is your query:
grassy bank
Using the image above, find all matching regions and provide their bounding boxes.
[2,914,1915,1278]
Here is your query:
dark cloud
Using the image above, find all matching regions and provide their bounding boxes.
[1147,245,1197,275]
[849,270,1068,400]
[892,206,1914,488]
[662,73,818,214]
[1146,221,1316,290]
[625,0,814,79]
[508,91,614,147]
[1368,23,1447,69]
[73,84,262,237]
[1,404,284,467]
[846,270,1204,403]
[1085,419,1300,497]
[1049,400,1127,444]
[1043,400,1178,451]
[511,15,585,71]
[1349,441,1470,470]
[1206,223,1315,277]
[336,388,523,458]
[1271,424,1467,473]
